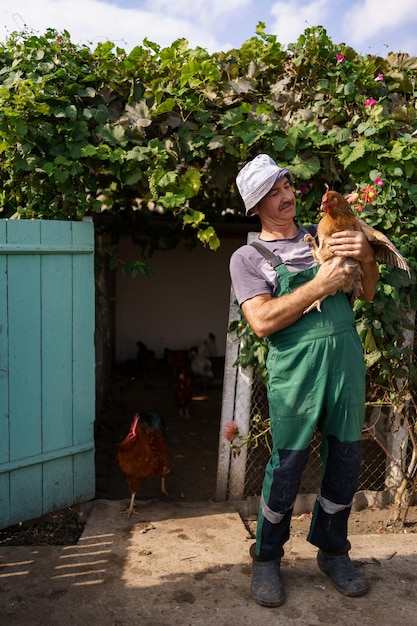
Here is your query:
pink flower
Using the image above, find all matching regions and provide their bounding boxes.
[299,184,309,194]
[374,177,384,187]
[345,191,359,204]
[223,421,240,442]
[375,73,384,82]
[336,53,345,63]
[363,98,377,107]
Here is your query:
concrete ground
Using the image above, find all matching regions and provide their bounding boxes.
[1,498,416,626]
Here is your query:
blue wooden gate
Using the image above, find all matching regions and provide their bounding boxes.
[0,219,95,529]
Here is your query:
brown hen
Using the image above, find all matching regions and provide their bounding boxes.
[303,189,410,313]
[116,412,170,516]
[175,371,192,419]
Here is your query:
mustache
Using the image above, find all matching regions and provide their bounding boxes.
[279,201,294,211]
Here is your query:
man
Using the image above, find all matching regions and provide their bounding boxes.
[230,154,379,607]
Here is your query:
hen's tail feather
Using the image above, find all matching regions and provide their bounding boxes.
[357,218,411,277]
[138,411,166,434]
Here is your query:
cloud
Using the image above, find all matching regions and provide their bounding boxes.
[344,0,417,37]
[265,0,417,56]
[341,0,417,52]
[269,0,331,47]
[0,0,235,52]
[147,0,250,24]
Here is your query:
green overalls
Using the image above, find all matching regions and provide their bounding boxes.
[254,257,366,561]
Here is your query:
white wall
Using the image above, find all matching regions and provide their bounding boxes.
[115,234,249,362]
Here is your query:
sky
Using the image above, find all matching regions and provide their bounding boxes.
[1,0,417,58]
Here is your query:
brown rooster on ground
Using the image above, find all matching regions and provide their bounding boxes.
[303,189,410,313]
[115,411,170,516]
[174,371,192,419]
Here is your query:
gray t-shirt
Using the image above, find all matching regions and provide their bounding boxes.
[229,225,318,306]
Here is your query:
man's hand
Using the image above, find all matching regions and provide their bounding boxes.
[328,228,375,264]
[326,227,379,301]
[314,254,356,294]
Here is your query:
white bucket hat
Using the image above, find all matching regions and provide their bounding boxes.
[236,154,293,215]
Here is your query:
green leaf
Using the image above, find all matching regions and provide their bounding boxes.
[207,136,225,150]
[78,87,96,98]
[93,105,109,124]
[160,191,187,208]
[327,128,351,143]
[235,124,273,146]
[183,209,206,226]
[99,124,127,147]
[390,142,405,160]
[197,226,220,250]
[361,327,379,352]
[158,171,177,188]
[65,105,78,121]
[316,79,331,92]
[14,119,28,138]
[126,146,149,162]
[338,141,366,167]
[290,155,321,179]
[180,168,201,197]
[273,137,288,152]
[81,144,98,157]
[155,98,176,115]
[124,102,152,128]
[364,350,382,368]
[343,82,356,95]
[219,107,248,128]
[122,164,142,185]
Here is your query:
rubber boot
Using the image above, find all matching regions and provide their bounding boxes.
[317,548,368,597]
[250,556,285,607]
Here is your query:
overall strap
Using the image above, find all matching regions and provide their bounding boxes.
[250,241,283,270]
[250,226,317,270]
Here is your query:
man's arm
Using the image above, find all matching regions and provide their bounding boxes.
[242,256,353,338]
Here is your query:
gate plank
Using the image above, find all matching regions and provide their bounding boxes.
[0,219,8,466]
[72,221,95,499]
[7,221,42,461]
[43,456,73,512]
[72,222,95,443]
[40,222,73,453]
[10,465,43,522]
[0,220,10,526]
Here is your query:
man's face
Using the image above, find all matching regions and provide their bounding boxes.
[255,176,296,221]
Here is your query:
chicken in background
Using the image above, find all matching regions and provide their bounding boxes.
[303,189,410,313]
[136,340,156,378]
[189,347,214,387]
[198,332,218,358]
[165,333,217,382]
[115,411,170,516]
[174,371,193,419]
[164,347,190,379]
